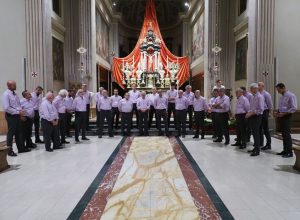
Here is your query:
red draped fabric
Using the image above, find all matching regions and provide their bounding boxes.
[112,0,190,89]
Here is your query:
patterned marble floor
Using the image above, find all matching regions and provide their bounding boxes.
[76,137,224,220]
[2,135,300,220]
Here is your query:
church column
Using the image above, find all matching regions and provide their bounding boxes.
[247,0,258,84]
[111,21,119,58]
[203,0,215,98]
[182,19,190,57]
[25,0,53,92]
[256,0,275,97]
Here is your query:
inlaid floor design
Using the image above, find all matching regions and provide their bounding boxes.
[69,137,232,220]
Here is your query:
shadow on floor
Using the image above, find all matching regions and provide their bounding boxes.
[274,165,300,174]
[0,164,21,173]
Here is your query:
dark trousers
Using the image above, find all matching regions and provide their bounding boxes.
[75,111,87,140]
[99,109,113,136]
[176,110,187,136]
[260,109,271,146]
[211,112,217,137]
[66,112,73,136]
[58,113,67,143]
[132,103,139,127]
[111,107,120,128]
[216,112,230,142]
[86,104,90,129]
[278,114,293,154]
[5,113,24,151]
[33,110,41,141]
[235,113,247,145]
[194,111,205,138]
[248,115,262,151]
[21,117,34,147]
[138,110,149,135]
[187,105,194,129]
[41,119,60,150]
[121,112,132,135]
[167,103,176,127]
[156,109,169,134]
[148,105,157,128]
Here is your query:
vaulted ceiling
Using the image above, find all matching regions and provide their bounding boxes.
[113,0,188,30]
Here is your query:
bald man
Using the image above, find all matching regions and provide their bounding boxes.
[2,81,29,156]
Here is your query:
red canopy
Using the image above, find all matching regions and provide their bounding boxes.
[112,0,190,89]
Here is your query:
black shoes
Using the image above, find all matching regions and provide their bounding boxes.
[98,135,102,138]
[18,148,31,153]
[109,134,114,137]
[224,141,230,145]
[53,146,63,150]
[27,144,37,149]
[193,135,199,139]
[213,138,222,143]
[239,144,247,149]
[282,153,293,158]
[35,139,44,144]
[231,142,241,147]
[250,151,260,156]
[276,151,286,155]
[61,141,70,144]
[46,148,53,152]
[75,139,80,143]
[82,137,90,141]
[8,150,17,157]
[261,145,271,150]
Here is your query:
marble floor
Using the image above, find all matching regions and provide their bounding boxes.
[1,135,300,220]
[0,136,122,220]
[181,136,300,220]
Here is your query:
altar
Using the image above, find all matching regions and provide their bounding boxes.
[112,0,190,91]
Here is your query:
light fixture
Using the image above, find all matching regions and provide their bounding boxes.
[184,2,190,8]
[113,2,116,6]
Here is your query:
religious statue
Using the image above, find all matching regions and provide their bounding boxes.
[123,62,132,81]
[147,74,154,88]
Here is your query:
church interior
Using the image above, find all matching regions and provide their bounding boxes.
[0,0,300,219]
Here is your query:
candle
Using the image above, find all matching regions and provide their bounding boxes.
[133,55,135,67]
[167,56,169,69]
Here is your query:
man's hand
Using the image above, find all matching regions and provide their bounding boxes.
[277,112,287,118]
[52,119,58,126]
[19,110,25,117]
[245,112,254,119]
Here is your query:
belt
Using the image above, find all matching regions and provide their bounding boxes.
[5,113,19,117]
[235,113,246,116]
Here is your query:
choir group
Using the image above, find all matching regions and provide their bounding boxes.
[2,79,297,158]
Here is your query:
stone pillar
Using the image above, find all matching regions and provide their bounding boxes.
[247,0,258,84]
[256,0,275,97]
[25,0,52,92]
[203,0,213,98]
[182,19,190,56]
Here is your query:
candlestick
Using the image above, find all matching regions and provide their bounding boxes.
[133,55,135,67]
[167,56,169,69]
